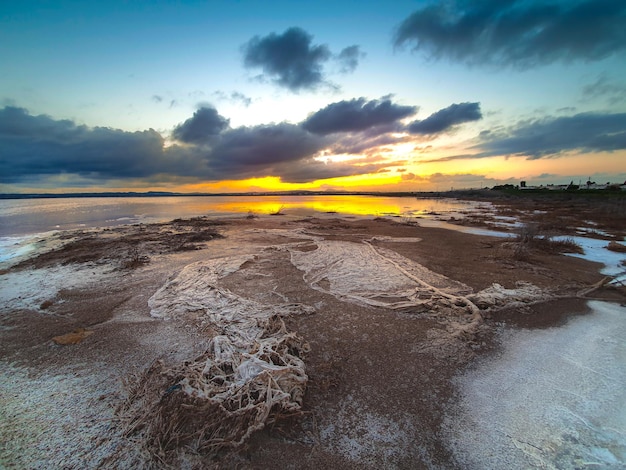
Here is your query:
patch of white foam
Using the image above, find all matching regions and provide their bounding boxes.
[444,301,626,469]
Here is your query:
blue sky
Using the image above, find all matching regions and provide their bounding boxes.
[1,0,625,193]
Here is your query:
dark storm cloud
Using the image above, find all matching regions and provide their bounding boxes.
[330,132,410,155]
[207,123,326,172]
[171,106,230,144]
[302,97,417,135]
[336,45,364,73]
[394,0,626,68]
[0,107,206,183]
[274,159,389,183]
[0,106,401,186]
[242,27,332,92]
[407,102,482,135]
[203,123,394,183]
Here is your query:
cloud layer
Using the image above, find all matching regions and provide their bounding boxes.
[477,112,626,159]
[394,0,626,68]
[0,107,184,183]
[0,97,480,187]
[426,111,626,163]
[302,97,417,135]
[408,102,482,135]
[3,100,621,188]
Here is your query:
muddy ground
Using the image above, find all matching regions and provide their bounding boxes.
[1,200,625,469]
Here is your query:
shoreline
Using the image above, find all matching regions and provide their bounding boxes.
[1,204,625,468]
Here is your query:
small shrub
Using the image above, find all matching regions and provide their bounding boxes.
[400,215,419,226]
[546,237,583,254]
[513,242,531,261]
[122,245,150,269]
[514,223,581,255]
[516,223,540,244]
[269,205,286,216]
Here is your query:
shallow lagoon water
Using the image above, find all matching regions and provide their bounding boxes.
[0,195,488,237]
[0,195,488,264]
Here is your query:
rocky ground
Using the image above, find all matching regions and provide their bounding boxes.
[1,201,624,469]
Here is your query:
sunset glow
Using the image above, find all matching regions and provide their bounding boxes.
[1,1,625,194]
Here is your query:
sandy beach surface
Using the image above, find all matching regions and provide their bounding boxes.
[1,201,625,469]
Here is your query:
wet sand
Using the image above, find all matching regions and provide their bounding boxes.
[1,208,624,468]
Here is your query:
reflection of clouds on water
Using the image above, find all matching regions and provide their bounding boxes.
[445,301,626,468]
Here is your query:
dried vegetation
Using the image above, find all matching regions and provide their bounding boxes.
[512,223,582,261]
[12,217,224,270]
[118,316,309,465]
[116,253,314,466]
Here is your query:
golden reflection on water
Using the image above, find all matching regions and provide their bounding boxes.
[0,195,482,238]
[206,195,469,217]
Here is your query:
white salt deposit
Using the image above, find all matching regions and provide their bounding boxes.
[560,235,626,279]
[148,254,315,376]
[0,264,113,311]
[0,231,59,267]
[0,363,125,468]
[0,236,37,264]
[288,238,472,310]
[444,300,626,469]
[318,394,417,466]
[467,281,551,309]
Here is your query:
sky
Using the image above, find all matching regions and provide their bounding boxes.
[1,0,625,194]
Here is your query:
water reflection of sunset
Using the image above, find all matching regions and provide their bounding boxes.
[207,195,474,217]
[0,195,482,238]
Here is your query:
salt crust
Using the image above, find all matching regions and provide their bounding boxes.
[130,229,551,461]
[0,227,557,466]
[0,363,130,469]
[318,394,421,467]
[444,300,626,469]
[1,263,113,311]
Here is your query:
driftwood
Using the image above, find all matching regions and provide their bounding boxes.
[577,276,613,298]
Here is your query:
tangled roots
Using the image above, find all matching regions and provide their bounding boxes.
[118,315,309,464]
